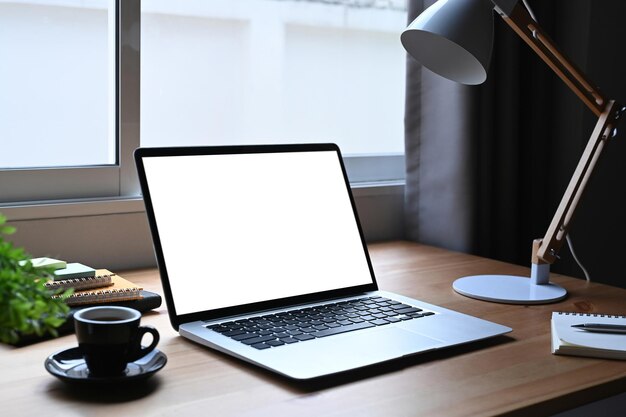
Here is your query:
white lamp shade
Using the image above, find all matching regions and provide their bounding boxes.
[401,0,495,85]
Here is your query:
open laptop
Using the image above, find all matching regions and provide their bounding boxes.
[135,143,511,380]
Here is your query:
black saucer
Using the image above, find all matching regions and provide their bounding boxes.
[45,346,167,385]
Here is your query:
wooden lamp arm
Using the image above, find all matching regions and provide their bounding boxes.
[492,1,624,265]
[534,101,621,264]
[494,1,607,116]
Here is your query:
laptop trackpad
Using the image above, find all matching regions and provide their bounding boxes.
[326,326,444,359]
[266,327,445,379]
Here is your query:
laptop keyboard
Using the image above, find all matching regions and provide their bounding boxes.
[205,296,435,350]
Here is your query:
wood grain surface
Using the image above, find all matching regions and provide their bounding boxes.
[1,241,625,416]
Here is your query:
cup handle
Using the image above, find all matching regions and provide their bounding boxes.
[129,325,160,361]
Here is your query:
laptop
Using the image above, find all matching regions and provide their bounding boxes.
[135,143,511,380]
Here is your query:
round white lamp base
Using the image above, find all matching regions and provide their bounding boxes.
[453,275,567,304]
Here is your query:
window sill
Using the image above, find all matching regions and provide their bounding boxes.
[2,182,404,270]
[0,181,404,222]
[0,197,145,221]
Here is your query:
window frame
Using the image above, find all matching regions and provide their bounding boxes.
[0,0,140,204]
[0,0,403,210]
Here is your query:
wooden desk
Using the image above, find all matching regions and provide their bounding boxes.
[2,241,625,416]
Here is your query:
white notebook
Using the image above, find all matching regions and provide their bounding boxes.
[551,312,626,360]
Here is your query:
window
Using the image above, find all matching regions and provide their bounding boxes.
[0,0,139,203]
[0,0,114,169]
[1,0,405,206]
[141,0,406,181]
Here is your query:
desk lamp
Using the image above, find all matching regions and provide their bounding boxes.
[401,0,624,304]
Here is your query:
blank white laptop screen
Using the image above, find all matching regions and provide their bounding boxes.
[142,150,374,315]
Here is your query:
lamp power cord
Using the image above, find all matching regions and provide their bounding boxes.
[565,234,592,282]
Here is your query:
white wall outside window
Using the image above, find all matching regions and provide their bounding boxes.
[0,0,114,169]
[141,0,407,157]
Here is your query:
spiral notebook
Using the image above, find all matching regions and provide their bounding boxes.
[51,270,143,306]
[551,312,626,360]
[45,273,115,292]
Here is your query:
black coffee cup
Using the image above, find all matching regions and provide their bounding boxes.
[74,306,160,377]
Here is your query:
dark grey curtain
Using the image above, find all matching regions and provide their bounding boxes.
[404,0,626,288]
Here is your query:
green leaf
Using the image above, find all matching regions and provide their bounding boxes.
[1,226,16,235]
[0,213,70,344]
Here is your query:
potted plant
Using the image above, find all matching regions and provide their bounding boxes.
[0,213,71,344]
